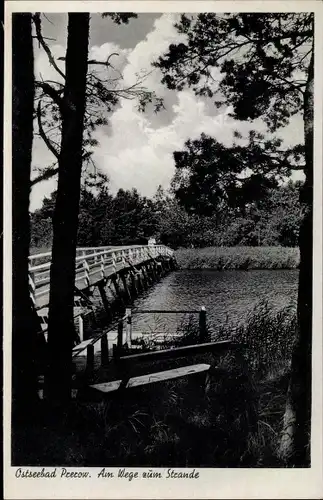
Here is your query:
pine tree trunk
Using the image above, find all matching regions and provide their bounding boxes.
[12,14,39,417]
[279,47,313,466]
[46,14,90,403]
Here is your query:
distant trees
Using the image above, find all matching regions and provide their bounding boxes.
[260,181,303,247]
[31,180,303,251]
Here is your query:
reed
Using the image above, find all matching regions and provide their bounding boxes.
[175,246,300,270]
[215,299,297,379]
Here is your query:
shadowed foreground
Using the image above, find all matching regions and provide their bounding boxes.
[12,303,300,468]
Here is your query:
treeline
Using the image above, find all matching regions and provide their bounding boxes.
[31,179,303,251]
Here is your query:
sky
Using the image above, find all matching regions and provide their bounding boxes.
[30,12,305,211]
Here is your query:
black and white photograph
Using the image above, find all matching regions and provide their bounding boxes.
[4,1,323,498]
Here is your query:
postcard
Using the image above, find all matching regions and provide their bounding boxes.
[3,1,323,498]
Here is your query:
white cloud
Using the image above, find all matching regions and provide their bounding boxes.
[89,13,258,197]
[93,90,265,197]
[34,43,66,84]
[30,13,304,211]
[123,14,185,94]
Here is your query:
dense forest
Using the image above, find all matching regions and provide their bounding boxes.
[31,178,303,250]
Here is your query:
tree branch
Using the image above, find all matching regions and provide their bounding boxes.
[31,164,59,186]
[33,13,66,80]
[58,52,120,68]
[88,52,119,66]
[35,81,64,109]
[37,101,60,159]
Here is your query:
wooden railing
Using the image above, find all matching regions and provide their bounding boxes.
[29,245,174,309]
[73,307,208,376]
[114,307,207,353]
[70,308,250,403]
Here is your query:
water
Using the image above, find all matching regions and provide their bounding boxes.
[131,269,299,336]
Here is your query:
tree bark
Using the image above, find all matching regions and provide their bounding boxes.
[12,14,39,417]
[46,14,90,403]
[279,47,313,466]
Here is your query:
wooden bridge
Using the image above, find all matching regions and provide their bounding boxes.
[31,245,251,406]
[29,244,175,311]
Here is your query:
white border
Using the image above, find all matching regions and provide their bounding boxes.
[4,2,323,499]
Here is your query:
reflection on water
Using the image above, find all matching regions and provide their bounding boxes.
[131,270,299,335]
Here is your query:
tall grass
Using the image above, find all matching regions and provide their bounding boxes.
[215,300,297,379]
[168,300,297,466]
[175,246,300,270]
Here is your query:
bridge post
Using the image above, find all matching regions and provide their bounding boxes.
[86,344,94,378]
[145,262,152,283]
[151,262,157,280]
[125,308,132,347]
[121,272,131,301]
[140,266,148,289]
[100,254,105,279]
[83,259,90,287]
[98,282,111,321]
[112,252,117,274]
[117,319,123,354]
[160,258,167,276]
[100,332,109,368]
[136,271,144,292]
[130,271,138,297]
[112,275,124,307]
[28,267,36,306]
[147,263,154,284]
[145,265,151,284]
[199,306,207,343]
[78,315,84,342]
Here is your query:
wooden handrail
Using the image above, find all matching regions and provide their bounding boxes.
[117,340,243,366]
[29,244,173,272]
[72,313,128,359]
[28,244,174,307]
[29,244,172,263]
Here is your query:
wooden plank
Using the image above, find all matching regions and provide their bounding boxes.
[89,363,211,394]
[118,340,240,367]
[131,332,183,342]
[72,338,93,357]
[72,325,122,359]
